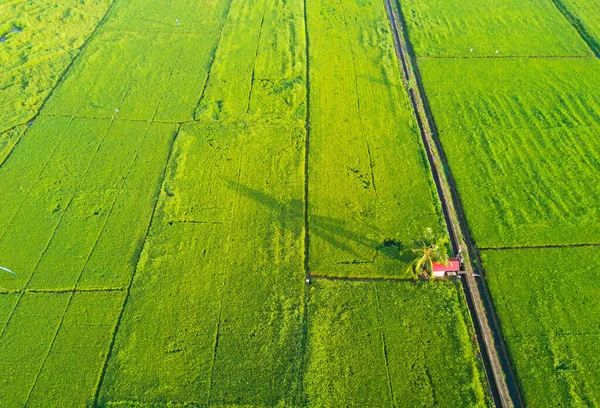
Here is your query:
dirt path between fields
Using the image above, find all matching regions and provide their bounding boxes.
[382,0,524,407]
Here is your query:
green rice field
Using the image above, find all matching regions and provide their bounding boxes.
[1,0,599,405]
[0,0,489,406]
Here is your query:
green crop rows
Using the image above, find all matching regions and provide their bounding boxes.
[0,0,489,406]
[483,248,600,406]
[305,280,487,406]
[420,58,600,248]
[0,0,113,134]
[400,0,592,58]
[401,0,600,404]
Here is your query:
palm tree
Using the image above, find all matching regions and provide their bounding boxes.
[409,228,449,279]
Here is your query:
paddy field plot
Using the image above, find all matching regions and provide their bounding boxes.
[305,280,488,407]
[419,58,600,248]
[0,291,125,407]
[307,0,444,278]
[0,0,113,134]
[482,247,600,406]
[0,117,177,292]
[399,0,592,57]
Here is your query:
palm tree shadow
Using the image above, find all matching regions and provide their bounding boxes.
[227,180,416,263]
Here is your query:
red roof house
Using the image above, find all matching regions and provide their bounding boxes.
[431,257,461,278]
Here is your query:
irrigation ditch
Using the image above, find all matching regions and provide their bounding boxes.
[382,0,525,406]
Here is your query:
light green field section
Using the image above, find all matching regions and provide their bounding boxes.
[99,0,229,33]
[0,126,27,167]
[307,0,443,278]
[0,291,125,407]
[0,117,177,291]
[305,280,488,407]
[558,0,600,53]
[419,58,600,247]
[0,0,113,133]
[400,0,592,57]
[482,247,600,406]
[99,122,306,406]
[195,0,306,124]
[42,30,223,123]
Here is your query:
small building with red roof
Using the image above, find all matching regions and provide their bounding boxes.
[432,257,461,278]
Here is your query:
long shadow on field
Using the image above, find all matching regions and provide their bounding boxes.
[227,181,414,263]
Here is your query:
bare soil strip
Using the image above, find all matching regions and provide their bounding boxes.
[383,0,524,406]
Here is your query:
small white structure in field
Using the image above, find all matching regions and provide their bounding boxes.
[431,258,461,278]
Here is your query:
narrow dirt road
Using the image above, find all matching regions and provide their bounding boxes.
[382,0,524,407]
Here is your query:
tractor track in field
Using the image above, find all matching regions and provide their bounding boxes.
[383,0,523,407]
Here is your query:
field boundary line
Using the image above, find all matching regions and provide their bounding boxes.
[92,124,181,406]
[480,243,600,251]
[549,0,600,58]
[311,274,414,283]
[418,55,595,60]
[39,113,193,125]
[383,0,523,406]
[0,287,124,295]
[303,0,311,286]
[296,0,312,403]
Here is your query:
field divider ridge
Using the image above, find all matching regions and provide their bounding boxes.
[0,287,125,295]
[480,242,600,251]
[310,274,413,283]
[296,0,312,403]
[92,124,181,406]
[549,0,600,58]
[417,55,595,60]
[39,113,194,125]
[383,0,524,406]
